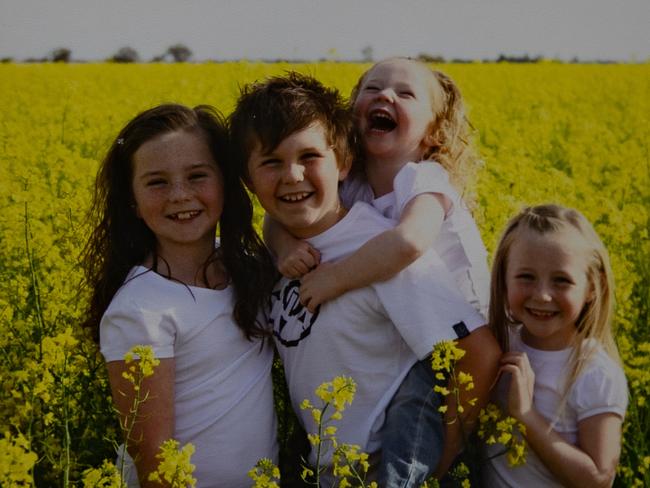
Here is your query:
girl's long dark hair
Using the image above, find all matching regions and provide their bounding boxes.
[82,103,277,342]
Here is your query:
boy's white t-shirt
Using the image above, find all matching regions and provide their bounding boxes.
[269,202,485,468]
[100,266,278,488]
[484,326,628,487]
[340,161,490,318]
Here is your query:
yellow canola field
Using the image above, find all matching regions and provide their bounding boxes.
[0,62,648,486]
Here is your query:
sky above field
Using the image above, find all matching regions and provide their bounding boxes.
[1,0,648,62]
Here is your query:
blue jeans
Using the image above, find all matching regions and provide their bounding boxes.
[378,357,447,488]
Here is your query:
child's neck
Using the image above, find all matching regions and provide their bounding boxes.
[288,203,349,240]
[147,242,226,289]
[365,155,410,198]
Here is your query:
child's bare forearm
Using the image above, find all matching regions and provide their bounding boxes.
[435,326,501,478]
[336,228,422,286]
[263,214,319,277]
[336,192,445,289]
[517,411,620,487]
[298,233,411,311]
[106,359,175,487]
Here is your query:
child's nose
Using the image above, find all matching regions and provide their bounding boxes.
[377,88,395,103]
[169,181,192,201]
[283,162,305,183]
[534,282,553,301]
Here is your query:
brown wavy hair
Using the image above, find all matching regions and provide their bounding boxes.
[229,71,355,181]
[82,103,277,341]
[351,57,481,198]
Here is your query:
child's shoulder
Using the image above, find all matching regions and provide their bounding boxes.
[308,201,395,260]
[578,340,626,384]
[401,160,450,181]
[569,340,628,419]
[111,266,161,300]
[393,161,460,214]
[389,160,448,190]
[109,266,201,310]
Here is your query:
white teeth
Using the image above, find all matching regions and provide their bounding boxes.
[527,308,556,318]
[368,109,397,132]
[369,109,394,122]
[171,211,200,220]
[281,192,311,202]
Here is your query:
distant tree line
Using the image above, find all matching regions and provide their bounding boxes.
[0,45,632,64]
[2,43,194,64]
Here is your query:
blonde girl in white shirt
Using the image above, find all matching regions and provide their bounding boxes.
[486,204,627,487]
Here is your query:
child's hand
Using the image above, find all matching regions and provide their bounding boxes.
[299,262,346,312]
[500,351,535,422]
[276,241,321,278]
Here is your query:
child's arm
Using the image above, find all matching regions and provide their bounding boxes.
[106,359,175,487]
[501,351,622,487]
[434,325,502,478]
[263,214,320,278]
[299,192,446,312]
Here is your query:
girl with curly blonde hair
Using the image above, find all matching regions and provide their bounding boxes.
[268,57,489,317]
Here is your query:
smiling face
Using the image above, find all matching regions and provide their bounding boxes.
[246,122,350,239]
[505,227,594,350]
[131,129,223,262]
[353,58,438,165]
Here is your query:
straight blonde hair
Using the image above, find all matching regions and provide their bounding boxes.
[489,204,622,415]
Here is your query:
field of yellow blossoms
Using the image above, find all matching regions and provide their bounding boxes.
[0,62,648,486]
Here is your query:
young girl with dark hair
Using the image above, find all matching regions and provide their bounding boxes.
[82,103,278,487]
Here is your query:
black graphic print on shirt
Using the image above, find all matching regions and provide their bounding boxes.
[270,279,320,347]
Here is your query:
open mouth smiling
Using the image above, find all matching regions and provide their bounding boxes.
[168,210,201,221]
[368,109,397,132]
[525,307,558,319]
[279,191,314,203]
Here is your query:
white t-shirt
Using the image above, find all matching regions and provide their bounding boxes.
[340,161,490,318]
[484,326,628,487]
[100,266,278,488]
[269,202,485,468]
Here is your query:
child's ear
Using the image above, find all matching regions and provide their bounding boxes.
[338,153,353,182]
[586,284,596,303]
[243,177,255,194]
[131,203,141,219]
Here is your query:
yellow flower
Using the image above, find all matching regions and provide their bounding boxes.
[434,385,450,396]
[301,466,314,480]
[147,439,196,487]
[81,459,123,487]
[0,432,37,486]
[478,403,528,467]
[248,458,280,488]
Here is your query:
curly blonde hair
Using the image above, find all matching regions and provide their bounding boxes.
[350,57,481,197]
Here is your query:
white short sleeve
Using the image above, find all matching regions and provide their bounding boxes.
[373,249,486,359]
[100,299,176,362]
[571,355,628,421]
[393,162,456,218]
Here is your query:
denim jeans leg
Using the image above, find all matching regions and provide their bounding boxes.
[378,358,446,488]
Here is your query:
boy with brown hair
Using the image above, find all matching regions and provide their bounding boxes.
[230,72,500,486]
